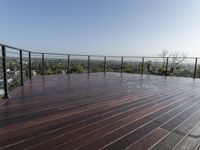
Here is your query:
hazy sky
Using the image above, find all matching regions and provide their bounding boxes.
[0,0,200,56]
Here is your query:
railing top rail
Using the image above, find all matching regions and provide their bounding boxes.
[0,43,199,59]
[0,43,30,53]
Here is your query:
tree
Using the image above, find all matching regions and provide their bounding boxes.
[158,49,187,75]
[169,52,187,74]
[70,64,85,73]
[159,49,168,67]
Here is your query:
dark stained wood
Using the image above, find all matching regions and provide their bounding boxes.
[150,106,200,150]
[0,73,200,150]
[125,127,168,150]
[93,99,200,150]
[173,121,200,150]
[127,103,200,150]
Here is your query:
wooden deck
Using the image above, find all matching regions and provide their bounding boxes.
[1,73,200,150]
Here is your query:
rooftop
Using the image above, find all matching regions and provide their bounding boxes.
[1,73,200,150]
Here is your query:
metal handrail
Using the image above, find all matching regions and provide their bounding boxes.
[0,43,199,59]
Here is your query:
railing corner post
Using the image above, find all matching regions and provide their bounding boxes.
[42,53,44,76]
[88,55,90,74]
[193,58,198,79]
[2,45,8,98]
[165,57,169,77]
[104,56,106,73]
[141,57,144,75]
[121,57,123,74]
[28,52,32,79]
[67,54,70,74]
[19,50,24,86]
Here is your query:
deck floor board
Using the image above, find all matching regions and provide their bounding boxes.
[0,73,200,150]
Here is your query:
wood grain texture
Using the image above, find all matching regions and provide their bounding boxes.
[0,73,200,150]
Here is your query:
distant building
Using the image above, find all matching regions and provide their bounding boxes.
[62,70,66,75]
[32,70,37,76]
[0,89,4,96]
[0,79,4,96]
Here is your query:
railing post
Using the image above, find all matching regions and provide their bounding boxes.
[28,52,32,79]
[193,58,198,79]
[88,56,90,74]
[121,57,123,73]
[2,46,8,98]
[67,54,70,74]
[42,53,44,76]
[19,50,24,86]
[141,57,144,75]
[165,57,169,77]
[104,56,106,73]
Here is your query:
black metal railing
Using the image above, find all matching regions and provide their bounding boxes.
[0,43,200,98]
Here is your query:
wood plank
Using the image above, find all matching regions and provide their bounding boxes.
[150,107,200,150]
[0,73,200,150]
[125,127,168,150]
[172,120,200,150]
[73,95,200,150]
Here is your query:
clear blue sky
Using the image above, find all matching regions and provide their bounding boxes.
[0,0,200,56]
